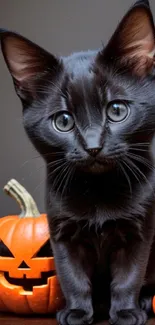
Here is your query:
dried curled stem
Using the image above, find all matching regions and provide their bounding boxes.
[3,179,40,218]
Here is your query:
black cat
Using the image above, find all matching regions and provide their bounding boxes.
[1,1,155,324]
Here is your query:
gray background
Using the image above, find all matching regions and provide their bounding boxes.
[0,0,154,216]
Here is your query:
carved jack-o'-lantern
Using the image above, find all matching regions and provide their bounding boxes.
[0,179,64,314]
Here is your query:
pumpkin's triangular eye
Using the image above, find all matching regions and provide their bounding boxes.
[0,240,14,257]
[32,240,53,258]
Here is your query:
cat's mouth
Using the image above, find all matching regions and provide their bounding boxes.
[80,159,116,174]
[91,161,113,171]
[89,161,115,173]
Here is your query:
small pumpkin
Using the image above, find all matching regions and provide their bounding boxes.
[0,179,64,314]
[153,296,155,314]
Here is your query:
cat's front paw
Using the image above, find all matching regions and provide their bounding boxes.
[140,296,153,314]
[109,308,147,325]
[57,307,93,325]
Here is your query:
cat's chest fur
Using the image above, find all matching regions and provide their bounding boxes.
[47,170,153,242]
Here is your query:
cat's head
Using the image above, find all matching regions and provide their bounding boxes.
[1,0,155,174]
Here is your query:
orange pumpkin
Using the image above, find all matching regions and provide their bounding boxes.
[153,296,155,314]
[0,179,64,314]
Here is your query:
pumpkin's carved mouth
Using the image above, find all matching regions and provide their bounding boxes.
[4,270,56,291]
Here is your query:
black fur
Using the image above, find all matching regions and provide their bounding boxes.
[1,1,155,324]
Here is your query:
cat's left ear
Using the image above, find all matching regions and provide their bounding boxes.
[101,0,155,76]
[0,29,61,102]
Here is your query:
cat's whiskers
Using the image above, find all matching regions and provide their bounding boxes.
[59,163,75,213]
[117,152,155,197]
[47,158,67,169]
[117,160,132,196]
[55,162,71,197]
[124,127,155,136]
[48,159,72,191]
[48,161,68,180]
[32,159,67,194]
[127,152,155,172]
[21,152,63,168]
[49,161,71,206]
[129,148,149,153]
[121,158,143,189]
[125,154,155,194]
[129,142,150,147]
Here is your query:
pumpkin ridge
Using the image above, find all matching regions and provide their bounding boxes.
[0,283,14,312]
[12,217,34,258]
[0,294,9,312]
[0,216,18,229]
[25,294,34,313]
[8,218,22,250]
[0,217,19,248]
[0,283,9,311]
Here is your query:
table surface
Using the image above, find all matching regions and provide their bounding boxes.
[0,313,155,325]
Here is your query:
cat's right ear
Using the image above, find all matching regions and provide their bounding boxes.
[99,0,155,77]
[0,29,62,102]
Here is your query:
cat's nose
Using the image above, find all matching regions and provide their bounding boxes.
[86,147,102,157]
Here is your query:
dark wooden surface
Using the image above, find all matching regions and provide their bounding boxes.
[0,313,155,325]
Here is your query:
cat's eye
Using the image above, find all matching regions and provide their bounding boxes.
[107,102,129,123]
[53,112,75,132]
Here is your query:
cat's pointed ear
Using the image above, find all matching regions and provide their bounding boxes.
[101,0,155,76]
[0,29,61,101]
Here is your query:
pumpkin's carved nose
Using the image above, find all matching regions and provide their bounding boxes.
[18,261,30,269]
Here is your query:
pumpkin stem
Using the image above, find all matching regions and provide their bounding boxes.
[3,179,40,218]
